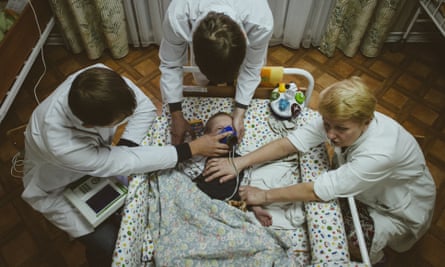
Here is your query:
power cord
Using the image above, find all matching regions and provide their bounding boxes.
[224,144,240,201]
[10,151,24,179]
[27,0,46,104]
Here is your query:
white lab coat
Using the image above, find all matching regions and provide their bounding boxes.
[159,0,273,106]
[22,64,179,238]
[287,112,436,261]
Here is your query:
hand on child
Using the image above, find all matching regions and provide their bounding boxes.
[239,185,268,205]
[203,157,237,183]
[170,112,193,145]
[189,132,230,157]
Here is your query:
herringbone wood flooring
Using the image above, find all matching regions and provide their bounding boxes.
[0,42,444,266]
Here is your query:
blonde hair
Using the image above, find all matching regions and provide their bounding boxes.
[318,76,376,124]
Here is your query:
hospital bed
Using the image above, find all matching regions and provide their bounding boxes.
[112,67,370,266]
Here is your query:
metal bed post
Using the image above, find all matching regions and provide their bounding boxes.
[348,196,372,266]
[401,6,422,44]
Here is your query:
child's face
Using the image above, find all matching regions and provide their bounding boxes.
[208,115,233,135]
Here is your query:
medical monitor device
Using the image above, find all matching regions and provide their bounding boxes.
[64,176,128,228]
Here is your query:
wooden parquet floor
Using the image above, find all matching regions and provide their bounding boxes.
[0,42,444,266]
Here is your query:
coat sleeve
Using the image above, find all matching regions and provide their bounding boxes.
[49,133,179,177]
[313,151,395,201]
[287,115,327,153]
[235,8,273,106]
[120,77,158,144]
[159,12,188,105]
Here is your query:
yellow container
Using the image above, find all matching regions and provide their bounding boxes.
[260,66,284,87]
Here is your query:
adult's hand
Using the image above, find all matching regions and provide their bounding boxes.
[189,132,231,157]
[203,157,238,183]
[170,111,193,145]
[239,185,268,205]
[232,107,246,143]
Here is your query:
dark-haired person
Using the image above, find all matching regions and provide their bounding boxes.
[21,64,231,267]
[159,0,273,145]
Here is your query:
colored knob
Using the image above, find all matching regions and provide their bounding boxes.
[295,91,305,104]
[278,98,289,111]
[278,83,286,93]
[270,91,280,101]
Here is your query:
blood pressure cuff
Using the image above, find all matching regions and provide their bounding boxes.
[194,155,244,201]
[194,171,244,201]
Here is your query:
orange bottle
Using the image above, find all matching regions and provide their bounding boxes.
[260,66,284,87]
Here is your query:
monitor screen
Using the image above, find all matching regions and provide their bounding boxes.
[86,184,120,214]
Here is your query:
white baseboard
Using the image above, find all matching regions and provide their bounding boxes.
[45,33,65,45]
[386,31,444,43]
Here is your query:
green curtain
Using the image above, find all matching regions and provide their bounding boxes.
[319,0,405,58]
[48,0,129,60]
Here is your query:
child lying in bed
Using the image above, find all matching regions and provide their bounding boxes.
[179,112,304,229]
[179,112,271,226]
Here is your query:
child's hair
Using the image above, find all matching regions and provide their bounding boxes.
[204,112,233,134]
[68,68,136,126]
[318,76,376,124]
[193,12,246,83]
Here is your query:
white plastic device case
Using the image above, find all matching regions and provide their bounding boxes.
[63,176,128,228]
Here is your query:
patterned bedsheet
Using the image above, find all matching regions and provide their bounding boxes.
[112,97,352,266]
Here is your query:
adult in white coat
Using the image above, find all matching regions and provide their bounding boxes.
[203,76,436,264]
[159,0,273,145]
[22,64,230,266]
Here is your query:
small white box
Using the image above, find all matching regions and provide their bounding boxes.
[64,176,128,228]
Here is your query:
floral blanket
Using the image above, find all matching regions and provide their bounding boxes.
[146,169,299,266]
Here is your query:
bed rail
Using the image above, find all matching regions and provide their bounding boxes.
[349,196,372,265]
[182,66,314,107]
